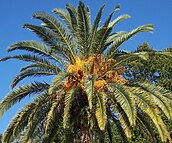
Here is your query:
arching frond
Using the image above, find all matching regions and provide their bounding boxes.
[138,82,172,119]
[48,71,69,95]
[106,24,154,58]
[108,83,136,127]
[45,94,64,135]
[53,8,73,32]
[11,68,55,88]
[17,95,49,142]
[2,94,48,143]
[129,86,171,142]
[33,12,76,63]
[23,24,59,46]
[7,41,65,65]
[137,111,158,143]
[0,82,49,118]
[108,14,130,28]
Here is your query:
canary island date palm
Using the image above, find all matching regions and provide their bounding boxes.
[0,1,172,143]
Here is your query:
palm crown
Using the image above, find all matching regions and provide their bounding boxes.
[0,1,172,143]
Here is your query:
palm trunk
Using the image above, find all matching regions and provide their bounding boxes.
[80,127,93,143]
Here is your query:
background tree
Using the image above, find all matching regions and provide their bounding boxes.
[0,1,172,143]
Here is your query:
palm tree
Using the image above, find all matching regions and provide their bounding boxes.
[0,1,172,143]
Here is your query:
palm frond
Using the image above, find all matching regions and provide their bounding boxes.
[2,94,48,143]
[129,86,171,142]
[10,68,55,88]
[7,41,66,65]
[137,111,158,143]
[108,14,130,28]
[53,8,73,32]
[0,54,61,75]
[63,87,76,128]
[23,24,59,46]
[0,82,49,118]
[17,95,49,142]
[138,82,172,119]
[84,75,94,110]
[45,94,64,135]
[106,24,154,58]
[95,91,107,130]
[89,3,105,54]
[48,71,69,95]
[76,1,91,58]
[109,83,136,126]
[33,12,76,63]
[66,3,78,33]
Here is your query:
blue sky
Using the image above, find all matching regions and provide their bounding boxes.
[0,0,172,133]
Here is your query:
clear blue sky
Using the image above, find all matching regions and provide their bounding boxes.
[0,0,172,133]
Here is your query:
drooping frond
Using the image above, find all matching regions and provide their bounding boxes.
[63,87,76,128]
[2,94,49,143]
[45,95,64,134]
[48,71,69,95]
[84,75,95,110]
[129,86,171,142]
[0,82,49,118]
[108,83,136,126]
[109,94,133,139]
[0,54,61,72]
[137,111,158,143]
[11,68,55,89]
[95,91,107,130]
[138,82,172,119]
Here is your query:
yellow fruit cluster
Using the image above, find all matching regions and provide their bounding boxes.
[64,54,127,92]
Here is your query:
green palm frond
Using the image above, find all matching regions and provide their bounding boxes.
[0,82,49,118]
[33,12,76,63]
[45,96,64,133]
[7,41,65,65]
[106,24,154,58]
[17,96,49,142]
[2,94,48,143]
[137,111,158,143]
[10,68,55,88]
[48,71,69,95]
[109,83,136,127]
[108,14,130,28]
[89,4,105,54]
[109,96,133,139]
[63,87,76,128]
[138,82,172,119]
[23,24,59,46]
[76,1,91,57]
[53,8,73,31]
[95,91,107,130]
[84,75,94,110]
[65,3,78,33]
[129,86,171,142]
[105,31,127,46]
